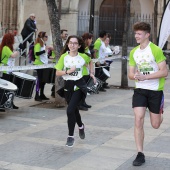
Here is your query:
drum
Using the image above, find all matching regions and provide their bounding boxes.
[1,73,14,82]
[42,68,56,84]
[0,78,17,109]
[87,77,103,94]
[98,68,111,82]
[12,72,36,99]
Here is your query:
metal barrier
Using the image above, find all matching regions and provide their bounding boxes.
[14,32,36,66]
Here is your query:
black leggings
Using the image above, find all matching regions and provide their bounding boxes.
[36,69,46,94]
[65,90,83,136]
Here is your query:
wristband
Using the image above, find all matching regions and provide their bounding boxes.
[65,70,68,74]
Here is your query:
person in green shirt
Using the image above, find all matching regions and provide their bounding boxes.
[128,22,168,166]
[33,31,51,101]
[0,33,20,112]
[55,35,95,147]
[78,32,94,111]
[93,30,108,92]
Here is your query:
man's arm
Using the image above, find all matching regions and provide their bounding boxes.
[128,66,136,80]
[93,49,98,59]
[133,61,168,81]
[145,61,168,80]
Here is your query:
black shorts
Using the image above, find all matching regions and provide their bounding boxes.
[132,88,164,114]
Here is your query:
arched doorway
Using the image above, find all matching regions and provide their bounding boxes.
[99,0,126,45]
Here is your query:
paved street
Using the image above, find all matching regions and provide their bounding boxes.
[1,60,170,170]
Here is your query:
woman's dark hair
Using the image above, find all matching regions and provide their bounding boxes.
[82,32,93,47]
[35,31,46,47]
[61,35,85,55]
[0,33,14,60]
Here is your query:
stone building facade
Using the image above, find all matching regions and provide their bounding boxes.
[0,0,169,47]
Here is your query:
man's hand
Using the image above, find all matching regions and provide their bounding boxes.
[134,70,147,81]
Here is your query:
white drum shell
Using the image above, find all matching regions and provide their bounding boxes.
[0,78,17,91]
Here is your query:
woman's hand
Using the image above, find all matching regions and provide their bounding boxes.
[45,46,49,51]
[90,73,97,84]
[96,62,100,67]
[48,46,54,50]
[68,65,76,74]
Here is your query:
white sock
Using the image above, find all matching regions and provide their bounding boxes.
[68,136,74,138]
[79,125,84,129]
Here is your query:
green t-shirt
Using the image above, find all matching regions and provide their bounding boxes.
[94,38,102,58]
[0,46,13,65]
[129,42,166,91]
[81,53,91,76]
[55,52,91,80]
[33,43,44,65]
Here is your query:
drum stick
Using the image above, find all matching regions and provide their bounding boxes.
[92,55,128,63]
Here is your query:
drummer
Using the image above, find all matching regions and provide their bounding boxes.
[78,32,95,111]
[33,31,52,101]
[47,46,56,98]
[105,34,114,71]
[0,33,20,111]
[93,30,109,91]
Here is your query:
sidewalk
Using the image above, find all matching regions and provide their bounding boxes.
[0,60,170,170]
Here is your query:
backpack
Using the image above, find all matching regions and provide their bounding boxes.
[28,44,35,63]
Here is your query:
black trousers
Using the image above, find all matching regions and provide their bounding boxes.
[36,69,46,94]
[79,75,90,106]
[65,90,83,136]
[21,35,34,55]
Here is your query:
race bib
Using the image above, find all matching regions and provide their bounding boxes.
[63,67,83,80]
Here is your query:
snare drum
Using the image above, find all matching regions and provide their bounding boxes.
[1,73,14,82]
[87,77,103,94]
[98,68,111,82]
[0,78,17,109]
[12,72,36,99]
[42,68,56,84]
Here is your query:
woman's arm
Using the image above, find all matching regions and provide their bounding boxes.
[56,66,76,76]
[10,51,19,58]
[88,60,96,83]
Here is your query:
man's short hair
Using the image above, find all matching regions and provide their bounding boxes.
[30,13,35,17]
[99,30,107,38]
[61,29,68,34]
[133,22,151,33]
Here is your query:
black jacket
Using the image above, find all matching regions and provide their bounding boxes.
[57,78,87,104]
[21,18,36,37]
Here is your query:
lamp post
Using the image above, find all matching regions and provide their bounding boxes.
[89,0,95,33]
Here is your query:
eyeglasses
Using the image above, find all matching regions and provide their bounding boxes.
[68,42,79,46]
[44,36,48,38]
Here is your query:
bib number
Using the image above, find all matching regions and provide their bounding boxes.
[69,71,78,76]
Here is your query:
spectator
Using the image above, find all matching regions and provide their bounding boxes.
[21,13,38,56]
[60,29,68,46]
